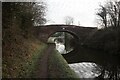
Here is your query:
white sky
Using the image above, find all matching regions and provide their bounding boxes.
[2,0,107,27]
[45,0,107,27]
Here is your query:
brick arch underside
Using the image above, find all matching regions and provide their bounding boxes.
[47,30,80,42]
[47,30,80,53]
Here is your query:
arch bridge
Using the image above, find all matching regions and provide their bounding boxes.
[34,25,119,66]
[34,24,97,43]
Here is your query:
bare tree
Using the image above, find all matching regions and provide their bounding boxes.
[32,2,47,26]
[96,5,107,28]
[96,0,120,28]
[64,16,74,25]
[107,1,120,27]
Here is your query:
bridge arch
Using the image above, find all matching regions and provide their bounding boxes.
[47,30,80,54]
[48,29,80,42]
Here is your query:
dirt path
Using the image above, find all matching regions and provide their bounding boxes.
[35,44,55,78]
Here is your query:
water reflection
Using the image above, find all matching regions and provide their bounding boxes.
[47,32,74,54]
[54,39,66,54]
[69,62,101,78]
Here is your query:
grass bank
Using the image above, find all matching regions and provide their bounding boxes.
[48,49,79,79]
[18,40,47,78]
[2,36,47,78]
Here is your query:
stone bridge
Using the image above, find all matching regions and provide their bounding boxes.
[34,25,97,43]
[34,25,119,66]
[33,24,120,70]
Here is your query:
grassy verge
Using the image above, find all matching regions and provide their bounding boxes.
[18,41,47,78]
[48,49,79,79]
[2,36,47,78]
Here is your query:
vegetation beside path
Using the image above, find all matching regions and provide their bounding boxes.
[3,36,47,78]
[2,2,47,78]
[48,48,79,79]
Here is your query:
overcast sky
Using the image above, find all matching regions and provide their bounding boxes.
[2,0,107,27]
[45,0,107,27]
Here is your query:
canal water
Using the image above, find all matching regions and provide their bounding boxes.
[69,62,101,78]
[54,42,101,78]
[47,32,120,79]
[47,32,101,78]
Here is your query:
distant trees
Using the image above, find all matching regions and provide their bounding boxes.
[96,0,120,28]
[64,16,74,25]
